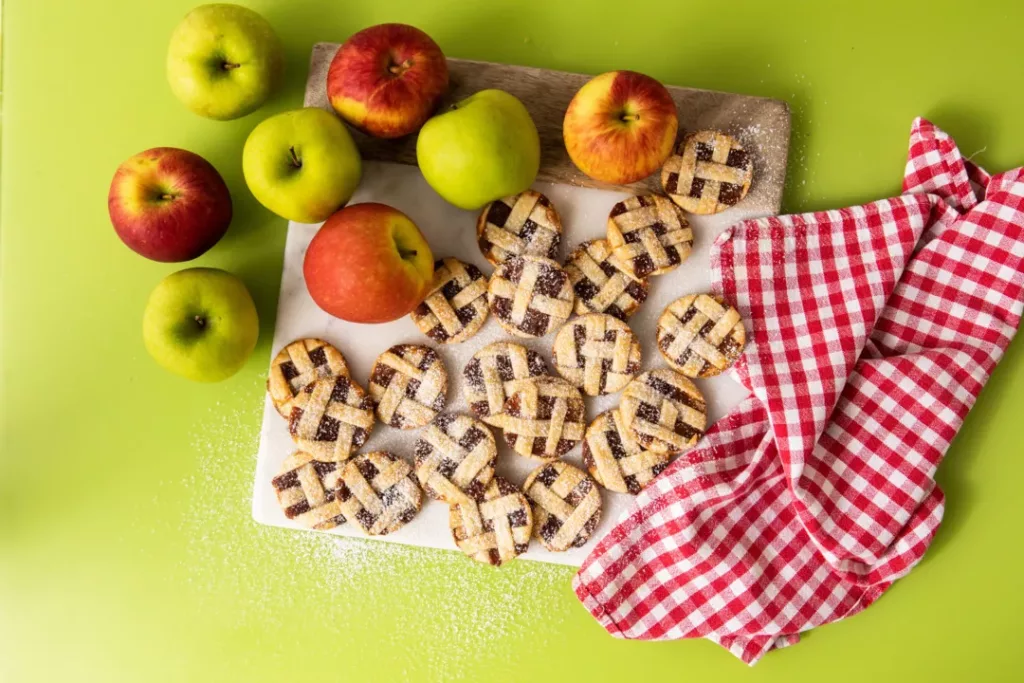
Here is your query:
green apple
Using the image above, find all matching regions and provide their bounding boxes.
[243,108,363,223]
[416,89,540,210]
[166,4,284,121]
[143,268,259,382]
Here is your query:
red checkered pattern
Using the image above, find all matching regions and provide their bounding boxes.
[573,119,1024,664]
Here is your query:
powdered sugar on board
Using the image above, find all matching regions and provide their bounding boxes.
[252,159,777,565]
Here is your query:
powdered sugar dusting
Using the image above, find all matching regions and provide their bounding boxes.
[183,382,572,679]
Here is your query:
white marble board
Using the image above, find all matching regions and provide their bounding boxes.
[251,48,790,567]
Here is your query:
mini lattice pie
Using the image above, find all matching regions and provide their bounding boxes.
[449,477,533,566]
[657,293,747,378]
[463,341,550,426]
[272,450,347,529]
[582,410,670,494]
[523,461,602,552]
[336,451,423,536]
[606,194,694,279]
[414,413,496,504]
[267,338,349,417]
[368,344,448,429]
[661,130,754,215]
[619,369,707,455]
[411,257,489,344]
[477,190,563,266]
[552,313,641,396]
[487,255,575,338]
[564,239,649,321]
[288,374,375,462]
[492,377,585,460]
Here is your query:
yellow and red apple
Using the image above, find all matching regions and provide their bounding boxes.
[563,71,678,185]
[108,147,232,262]
[327,23,449,139]
[303,203,434,323]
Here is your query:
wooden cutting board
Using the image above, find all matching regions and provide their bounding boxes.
[304,42,791,209]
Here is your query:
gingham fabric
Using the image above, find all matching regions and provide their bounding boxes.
[573,118,1024,664]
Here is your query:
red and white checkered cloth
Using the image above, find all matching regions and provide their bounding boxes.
[573,118,1024,664]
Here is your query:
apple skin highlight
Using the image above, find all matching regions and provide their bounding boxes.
[108,147,232,262]
[563,71,678,184]
[327,23,449,139]
[303,203,435,323]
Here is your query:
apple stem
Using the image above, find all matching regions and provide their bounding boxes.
[388,59,413,75]
[194,315,206,329]
[222,61,240,70]
[621,114,640,122]
[288,147,302,169]
[161,194,174,201]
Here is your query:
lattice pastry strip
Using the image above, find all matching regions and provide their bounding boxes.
[488,255,575,338]
[477,190,563,266]
[449,477,533,566]
[606,194,693,279]
[582,410,670,494]
[661,130,754,215]
[411,257,489,344]
[553,313,641,396]
[463,341,550,426]
[337,451,423,536]
[267,338,349,417]
[523,461,602,552]
[657,293,747,378]
[414,413,496,504]
[272,451,347,529]
[288,375,375,462]
[564,239,649,321]
[369,344,448,429]
[492,377,585,460]
[619,369,707,454]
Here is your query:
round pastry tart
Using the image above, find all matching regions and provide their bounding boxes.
[606,193,693,279]
[564,238,649,321]
[287,374,375,462]
[414,413,497,504]
[552,313,641,396]
[411,257,489,344]
[661,130,753,215]
[619,368,707,454]
[463,341,550,426]
[368,344,448,429]
[657,293,746,378]
[449,476,533,566]
[487,255,575,338]
[271,450,348,530]
[493,377,586,461]
[582,410,670,494]
[336,451,423,536]
[267,338,349,417]
[523,461,602,552]
[477,190,562,266]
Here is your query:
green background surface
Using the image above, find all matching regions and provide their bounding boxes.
[3,1,1023,681]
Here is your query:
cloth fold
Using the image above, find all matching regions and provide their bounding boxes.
[573,118,1024,664]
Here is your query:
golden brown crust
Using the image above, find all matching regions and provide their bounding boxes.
[661,131,754,215]
[267,338,349,418]
[476,191,563,266]
[656,293,747,378]
[523,461,602,552]
[606,194,693,279]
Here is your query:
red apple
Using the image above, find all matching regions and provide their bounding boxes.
[108,147,232,262]
[563,71,678,185]
[327,23,449,139]
[303,203,435,323]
